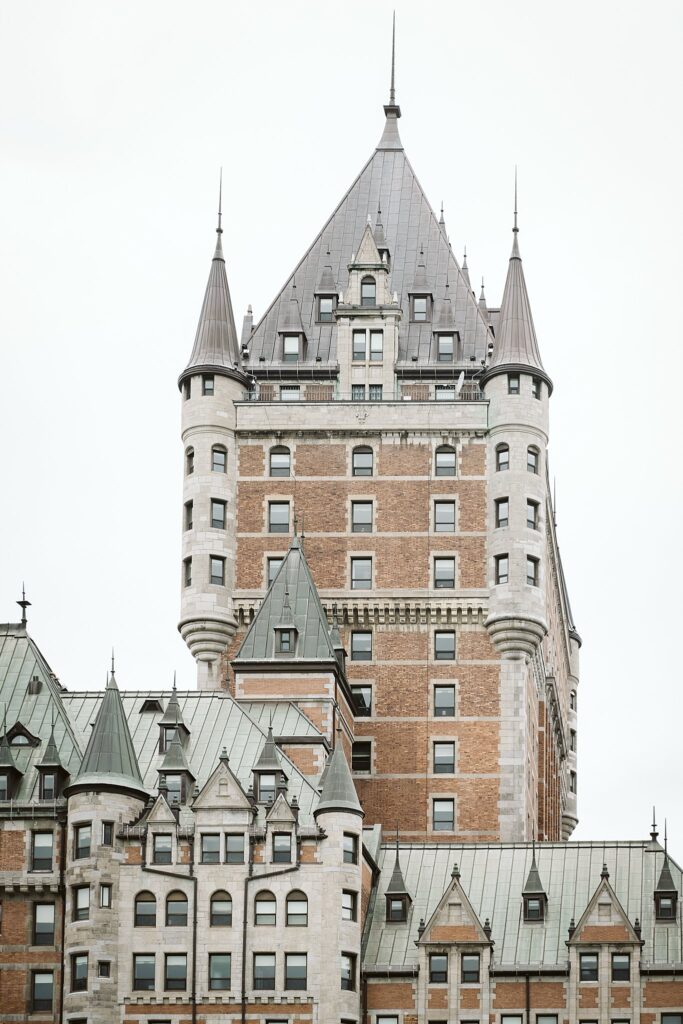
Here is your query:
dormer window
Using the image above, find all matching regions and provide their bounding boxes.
[163,774,184,805]
[360,277,376,306]
[11,734,30,746]
[0,773,8,801]
[524,895,545,921]
[318,296,335,322]
[276,629,295,655]
[437,335,454,362]
[386,895,408,922]
[202,374,214,396]
[656,893,677,920]
[283,335,300,362]
[39,772,57,801]
[159,726,177,754]
[257,773,276,804]
[411,296,430,322]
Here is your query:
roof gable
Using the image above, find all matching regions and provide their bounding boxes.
[192,756,253,812]
[145,793,177,825]
[420,866,489,945]
[569,869,640,945]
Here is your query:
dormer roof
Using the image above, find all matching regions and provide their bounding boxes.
[314,739,363,819]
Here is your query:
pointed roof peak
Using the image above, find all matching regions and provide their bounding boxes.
[160,729,195,778]
[253,723,283,774]
[438,201,446,229]
[377,13,402,150]
[511,166,521,258]
[16,582,31,627]
[315,741,363,818]
[386,829,411,898]
[523,845,547,896]
[70,672,146,798]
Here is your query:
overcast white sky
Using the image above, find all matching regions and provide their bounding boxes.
[1,0,682,843]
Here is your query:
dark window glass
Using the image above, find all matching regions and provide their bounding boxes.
[165,953,187,990]
[269,502,290,533]
[525,896,543,920]
[430,953,448,983]
[508,373,520,394]
[134,892,156,927]
[319,296,334,322]
[276,629,293,654]
[74,823,91,859]
[286,891,308,926]
[434,501,455,532]
[184,500,193,530]
[433,799,454,831]
[210,555,225,585]
[351,631,372,661]
[133,954,155,990]
[202,374,214,396]
[495,498,509,528]
[434,558,455,589]
[462,953,480,982]
[183,379,191,400]
[211,499,226,529]
[283,335,300,362]
[270,447,291,477]
[351,501,373,533]
[433,742,455,773]
[352,331,367,361]
[413,296,428,321]
[352,447,373,476]
[352,384,366,401]
[570,770,577,793]
[387,896,407,922]
[39,772,56,800]
[166,891,188,926]
[351,684,372,716]
[527,447,539,474]
[33,903,55,945]
[369,331,383,360]
[343,833,358,865]
[496,444,510,471]
[495,554,509,585]
[100,883,112,908]
[183,557,192,587]
[286,953,307,990]
[662,1016,683,1024]
[351,557,372,589]
[201,834,220,864]
[101,821,113,846]
[253,953,276,989]
[341,952,356,990]
[352,741,371,773]
[32,970,54,1010]
[435,446,456,475]
[154,833,172,864]
[657,894,677,920]
[73,885,90,921]
[434,631,455,660]
[527,556,539,586]
[31,832,54,871]
[438,334,454,361]
[369,384,383,401]
[612,953,630,981]
[434,685,455,717]
[342,890,357,921]
[532,376,542,399]
[360,277,376,306]
[570,729,577,752]
[273,833,292,863]
[527,500,539,529]
[267,557,284,585]
[98,960,111,977]
[163,773,183,806]
[71,953,88,991]
[186,447,194,474]
[209,953,231,990]
[570,690,577,710]
[225,834,245,863]
[580,952,598,981]
[212,446,227,472]
[0,773,8,800]
[210,891,232,926]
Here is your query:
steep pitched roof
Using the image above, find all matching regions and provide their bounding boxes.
[234,535,337,663]
[252,725,284,774]
[70,671,147,797]
[656,854,677,893]
[160,731,195,779]
[522,849,546,896]
[386,844,410,897]
[314,740,363,818]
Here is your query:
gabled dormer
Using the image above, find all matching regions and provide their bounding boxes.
[252,725,288,805]
[373,204,390,265]
[432,280,460,363]
[277,281,307,363]
[344,219,393,308]
[0,728,24,801]
[274,588,298,657]
[158,730,196,807]
[522,846,547,921]
[567,863,641,947]
[3,721,41,748]
[314,262,338,323]
[418,861,492,950]
[37,723,70,800]
[385,840,412,922]
[159,687,190,753]
[408,246,434,323]
[655,853,679,921]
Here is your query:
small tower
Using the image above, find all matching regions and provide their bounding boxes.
[178,182,251,689]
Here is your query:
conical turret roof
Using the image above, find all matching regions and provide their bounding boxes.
[523,849,546,896]
[69,671,146,797]
[386,842,410,897]
[39,722,66,771]
[253,725,285,775]
[278,282,306,335]
[160,731,195,779]
[314,738,363,818]
[656,854,678,894]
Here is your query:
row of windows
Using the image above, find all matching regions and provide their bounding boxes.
[343,631,455,663]
[182,374,216,400]
[185,444,227,475]
[352,682,455,717]
[508,372,543,399]
[184,498,227,531]
[494,554,540,587]
[495,497,540,530]
[375,1018,682,1024]
[352,739,456,774]
[429,951,481,982]
[183,554,226,587]
[496,443,540,473]
[192,445,459,480]
[145,830,359,867]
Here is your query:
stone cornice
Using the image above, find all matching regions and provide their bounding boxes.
[234,593,489,627]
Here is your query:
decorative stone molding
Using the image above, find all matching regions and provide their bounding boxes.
[484,613,547,658]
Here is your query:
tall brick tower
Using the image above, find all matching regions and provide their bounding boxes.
[179,75,580,841]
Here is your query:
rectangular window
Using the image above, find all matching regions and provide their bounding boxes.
[318,296,334,322]
[433,742,455,773]
[276,628,293,654]
[352,330,367,361]
[165,953,187,990]
[211,499,226,529]
[287,894,308,926]
[433,798,454,831]
[536,1017,558,1024]
[71,953,88,991]
[434,500,456,532]
[225,834,245,864]
[351,631,372,661]
[153,833,172,864]
[496,445,510,471]
[434,631,455,660]
[74,823,91,859]
[209,953,231,991]
[611,952,630,981]
[199,833,220,864]
[438,335,454,361]
[532,376,542,399]
[285,952,307,990]
[351,684,372,716]
[361,279,376,306]
[495,554,509,585]
[525,896,543,920]
[508,373,520,394]
[527,448,539,474]
[31,832,54,871]
[429,953,448,983]
[527,556,539,586]
[434,685,455,717]
[579,952,598,981]
[351,501,373,533]
[183,556,192,587]
[253,953,276,990]
[100,883,112,908]
[280,385,301,401]
[98,960,111,977]
[73,885,90,921]
[202,374,215,396]
[133,953,155,991]
[352,741,371,773]
[210,555,225,585]
[212,446,226,472]
[269,502,290,533]
[343,833,359,864]
[413,296,428,321]
[283,335,300,362]
[257,773,276,803]
[570,729,577,752]
[369,331,384,361]
[101,821,114,846]
[341,952,356,991]
[39,771,56,800]
[662,1017,683,1024]
[33,903,55,945]
[273,833,291,863]
[342,890,357,921]
[31,970,54,1011]
[435,385,455,401]
[267,557,284,585]
[351,557,372,589]
[369,383,383,401]
[183,379,191,400]
[351,384,366,401]
[435,447,456,476]
[495,498,509,528]
[462,952,480,982]
[434,557,455,589]
[527,499,539,529]
[570,770,577,793]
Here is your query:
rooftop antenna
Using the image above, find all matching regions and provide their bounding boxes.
[651,806,659,843]
[664,818,669,857]
[514,165,519,233]
[17,583,31,627]
[389,11,396,105]
[111,648,115,676]
[217,167,223,235]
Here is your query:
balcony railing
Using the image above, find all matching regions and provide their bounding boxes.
[243,385,484,403]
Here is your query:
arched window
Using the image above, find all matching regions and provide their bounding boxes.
[166,890,188,927]
[10,734,30,745]
[210,891,232,926]
[286,890,308,926]
[352,446,373,477]
[570,690,577,711]
[360,276,376,307]
[495,444,509,472]
[185,447,194,475]
[270,446,291,478]
[255,890,276,926]
[527,446,540,475]
[134,891,156,927]
[435,445,456,477]
[212,445,227,473]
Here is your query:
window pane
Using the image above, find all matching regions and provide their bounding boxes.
[33,971,54,1009]
[434,501,455,532]
[495,498,509,527]
[343,833,358,864]
[166,892,188,926]
[351,502,373,533]
[165,954,187,989]
[352,448,373,475]
[319,296,334,321]
[495,555,509,585]
[32,832,54,870]
[225,834,245,863]
[210,556,225,585]
[496,445,510,470]
[434,742,455,773]
[74,886,90,920]
[254,953,276,989]
[212,446,227,472]
[273,833,292,863]
[434,558,455,588]
[342,890,357,921]
[183,557,192,587]
[527,556,539,586]
[434,685,455,716]
[341,952,355,989]
[433,799,454,830]
[34,903,55,944]
[352,741,371,773]
[361,279,376,306]
[133,954,155,990]
[352,331,366,360]
[351,685,372,715]
[435,447,456,475]
[269,502,290,533]
[255,892,277,925]
[351,632,372,661]
[413,296,428,321]
[286,894,308,925]
[527,500,539,529]
[270,449,291,477]
[285,953,307,989]
[351,558,372,589]
[462,952,480,981]
[434,631,455,660]
[209,953,231,990]
[74,824,91,858]
[369,331,383,360]
[283,335,299,361]
[199,834,218,863]
[527,448,539,473]
[134,892,156,926]
[438,335,454,360]
[280,385,301,400]
[508,373,520,394]
[351,384,366,400]
[211,892,232,926]
[430,953,448,982]
[268,557,284,585]
[202,375,214,396]
[369,384,383,401]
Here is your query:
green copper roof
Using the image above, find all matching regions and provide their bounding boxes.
[522,852,546,895]
[253,724,284,774]
[656,855,677,894]
[71,671,147,797]
[314,740,363,818]
[234,535,337,663]
[160,732,195,779]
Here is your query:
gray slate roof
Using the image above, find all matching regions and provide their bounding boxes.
[72,671,147,796]
[234,536,337,663]
[315,740,363,818]
[244,111,492,369]
[363,841,683,969]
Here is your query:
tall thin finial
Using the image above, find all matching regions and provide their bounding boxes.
[513,165,519,233]
[664,818,668,856]
[300,512,305,550]
[651,806,659,842]
[173,670,177,691]
[111,648,115,675]
[389,12,396,105]
[16,583,31,627]
[293,511,298,537]
[217,167,223,235]
[395,821,400,858]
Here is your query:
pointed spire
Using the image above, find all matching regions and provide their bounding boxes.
[651,806,659,843]
[377,13,402,150]
[409,245,431,294]
[434,280,457,331]
[656,821,677,894]
[16,583,31,627]
[438,201,446,230]
[461,247,471,289]
[39,711,64,770]
[314,734,363,818]
[389,11,397,106]
[160,728,195,779]
[179,179,245,389]
[479,278,489,320]
[523,844,546,895]
[69,668,146,798]
[278,279,306,336]
[386,828,410,898]
[374,203,387,251]
[253,724,284,774]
